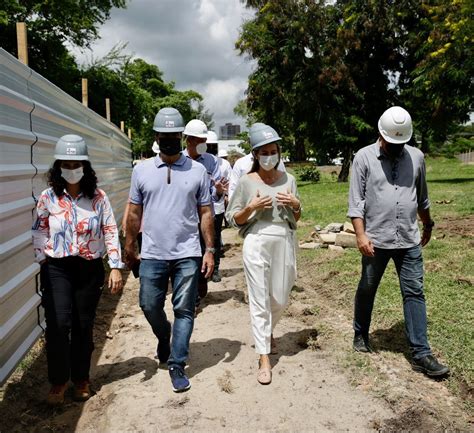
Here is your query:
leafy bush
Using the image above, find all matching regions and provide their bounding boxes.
[297,165,321,182]
[441,137,474,157]
[431,135,474,157]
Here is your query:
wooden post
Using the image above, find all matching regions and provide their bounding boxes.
[81,78,88,107]
[120,121,125,132]
[16,22,28,65]
[128,128,132,139]
[105,98,111,121]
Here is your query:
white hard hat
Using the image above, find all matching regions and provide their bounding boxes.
[218,149,228,158]
[54,134,89,160]
[153,107,184,133]
[378,106,413,144]
[183,119,208,138]
[206,130,218,144]
[152,141,159,153]
[249,123,281,149]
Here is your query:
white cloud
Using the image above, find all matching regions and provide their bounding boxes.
[194,77,248,129]
[69,0,255,129]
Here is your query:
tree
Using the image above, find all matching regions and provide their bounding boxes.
[402,0,474,150]
[237,0,474,180]
[0,0,126,93]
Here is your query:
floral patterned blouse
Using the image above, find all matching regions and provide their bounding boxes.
[32,188,124,269]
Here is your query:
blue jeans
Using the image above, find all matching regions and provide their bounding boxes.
[353,244,432,360]
[139,258,200,368]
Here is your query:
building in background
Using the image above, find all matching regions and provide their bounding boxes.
[219,123,241,140]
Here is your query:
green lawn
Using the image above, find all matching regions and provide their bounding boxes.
[293,157,474,398]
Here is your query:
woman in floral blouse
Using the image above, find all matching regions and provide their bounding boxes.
[32,134,124,405]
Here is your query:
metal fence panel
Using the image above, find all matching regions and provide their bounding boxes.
[0,48,132,384]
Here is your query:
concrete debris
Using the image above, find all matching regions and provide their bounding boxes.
[343,221,355,234]
[299,242,322,250]
[318,233,337,244]
[324,223,344,233]
[335,232,357,248]
[328,245,344,252]
[311,221,358,250]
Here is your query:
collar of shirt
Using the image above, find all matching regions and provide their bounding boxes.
[154,153,187,168]
[62,189,84,201]
[376,139,407,161]
[182,148,203,162]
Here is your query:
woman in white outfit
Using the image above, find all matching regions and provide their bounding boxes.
[226,123,301,385]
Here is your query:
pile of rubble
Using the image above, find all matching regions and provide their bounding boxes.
[299,222,357,251]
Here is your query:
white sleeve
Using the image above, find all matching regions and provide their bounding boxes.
[229,160,244,199]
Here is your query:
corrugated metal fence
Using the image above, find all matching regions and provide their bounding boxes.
[0,48,132,385]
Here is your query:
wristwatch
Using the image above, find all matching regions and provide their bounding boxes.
[205,247,216,254]
[423,220,435,231]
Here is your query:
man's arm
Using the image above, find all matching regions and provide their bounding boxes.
[348,153,374,256]
[418,208,433,247]
[198,204,215,278]
[352,217,374,257]
[416,156,432,247]
[124,203,143,267]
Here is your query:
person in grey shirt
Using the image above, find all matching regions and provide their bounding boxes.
[348,106,449,377]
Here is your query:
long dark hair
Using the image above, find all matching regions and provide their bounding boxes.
[47,160,98,199]
[249,143,281,173]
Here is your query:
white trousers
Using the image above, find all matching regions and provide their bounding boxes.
[242,223,297,354]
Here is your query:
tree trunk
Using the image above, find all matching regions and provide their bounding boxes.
[294,130,306,162]
[420,132,430,154]
[338,146,352,182]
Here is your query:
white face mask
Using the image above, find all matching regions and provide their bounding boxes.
[61,167,84,184]
[259,154,279,171]
[196,142,207,155]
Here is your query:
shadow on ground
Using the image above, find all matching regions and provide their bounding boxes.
[188,338,243,377]
[370,320,411,361]
[0,271,132,433]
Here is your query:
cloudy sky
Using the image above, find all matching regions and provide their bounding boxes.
[70,0,255,132]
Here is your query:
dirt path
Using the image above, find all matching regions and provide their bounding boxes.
[74,230,395,432]
[1,229,469,432]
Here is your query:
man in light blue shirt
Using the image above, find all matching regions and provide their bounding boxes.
[125,107,215,392]
[348,106,449,378]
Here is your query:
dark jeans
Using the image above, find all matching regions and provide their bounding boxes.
[214,212,225,271]
[197,230,208,301]
[139,257,199,368]
[354,244,432,359]
[40,256,104,385]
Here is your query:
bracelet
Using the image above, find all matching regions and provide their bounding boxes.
[205,247,216,254]
[292,202,301,213]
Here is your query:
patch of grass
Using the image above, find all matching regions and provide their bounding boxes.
[296,157,474,402]
[296,328,320,350]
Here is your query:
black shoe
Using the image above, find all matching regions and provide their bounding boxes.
[155,337,171,364]
[411,355,449,377]
[353,334,372,353]
[211,270,222,283]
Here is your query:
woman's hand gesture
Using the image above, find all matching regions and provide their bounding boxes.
[248,190,273,212]
[276,188,300,211]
